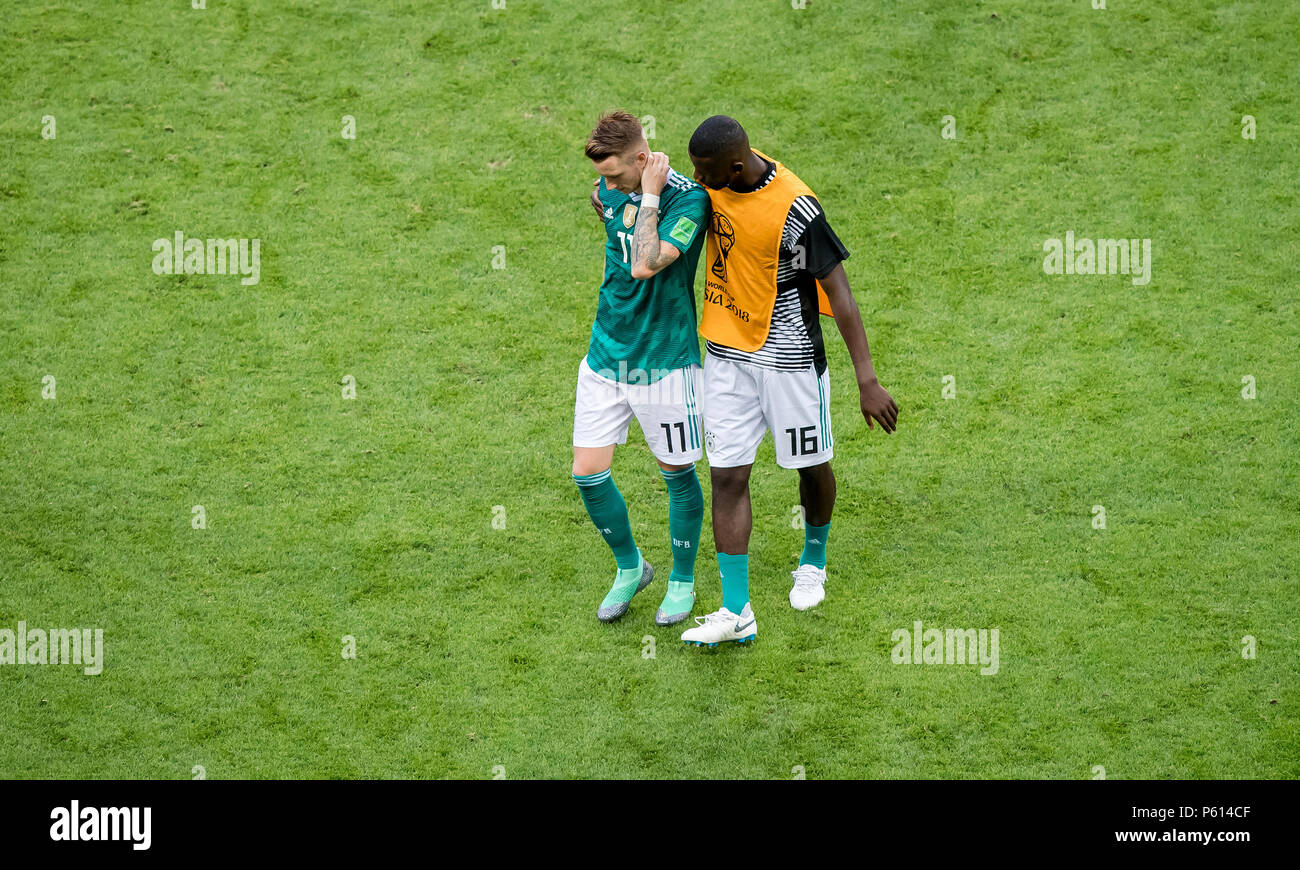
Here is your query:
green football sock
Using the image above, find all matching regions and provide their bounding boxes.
[573,470,640,570]
[800,521,830,569]
[659,465,703,585]
[718,552,750,615]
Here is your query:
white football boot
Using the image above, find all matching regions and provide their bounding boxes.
[789,564,827,610]
[681,603,757,647]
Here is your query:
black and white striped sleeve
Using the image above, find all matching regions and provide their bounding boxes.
[781,195,850,279]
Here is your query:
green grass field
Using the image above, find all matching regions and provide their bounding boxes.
[1,0,1296,779]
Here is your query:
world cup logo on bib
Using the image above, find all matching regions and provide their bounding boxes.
[710,212,735,282]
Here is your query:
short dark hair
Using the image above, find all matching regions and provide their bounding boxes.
[688,115,748,159]
[584,111,645,160]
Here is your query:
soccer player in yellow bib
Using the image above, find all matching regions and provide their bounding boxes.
[680,115,899,648]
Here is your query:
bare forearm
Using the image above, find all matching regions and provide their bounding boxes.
[820,264,899,432]
[822,266,878,385]
[834,301,879,385]
[632,206,666,272]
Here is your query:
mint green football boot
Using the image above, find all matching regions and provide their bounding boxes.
[597,551,654,623]
[654,579,696,626]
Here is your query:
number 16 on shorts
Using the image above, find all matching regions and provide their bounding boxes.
[784,425,821,458]
[702,353,834,470]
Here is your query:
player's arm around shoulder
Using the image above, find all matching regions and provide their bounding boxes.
[590,177,607,219]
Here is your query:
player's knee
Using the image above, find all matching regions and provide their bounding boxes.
[571,452,611,477]
[572,459,609,477]
[797,461,834,485]
[711,466,751,496]
[572,444,615,478]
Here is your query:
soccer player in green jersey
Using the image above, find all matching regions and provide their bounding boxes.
[572,111,711,625]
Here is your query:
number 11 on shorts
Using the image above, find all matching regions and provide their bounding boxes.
[661,421,688,453]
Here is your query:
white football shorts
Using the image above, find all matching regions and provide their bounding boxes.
[572,356,704,464]
[702,350,834,469]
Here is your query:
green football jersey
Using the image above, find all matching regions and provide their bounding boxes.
[586,168,709,384]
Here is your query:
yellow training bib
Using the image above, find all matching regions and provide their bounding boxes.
[701,149,833,352]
